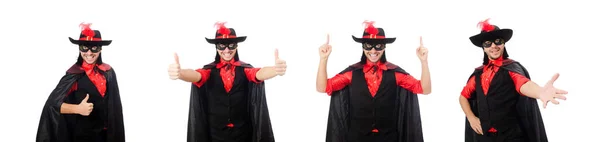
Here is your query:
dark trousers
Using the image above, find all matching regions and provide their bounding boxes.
[209,126,252,142]
[477,126,525,142]
[348,131,398,142]
[73,129,106,142]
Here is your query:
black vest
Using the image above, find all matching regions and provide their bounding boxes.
[475,67,520,133]
[348,70,398,135]
[64,73,108,140]
[205,67,251,141]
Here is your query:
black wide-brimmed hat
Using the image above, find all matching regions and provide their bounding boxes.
[205,22,247,44]
[469,18,513,48]
[352,21,396,44]
[69,23,112,46]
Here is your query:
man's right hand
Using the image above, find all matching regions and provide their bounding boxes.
[319,34,332,60]
[78,94,93,116]
[468,116,483,135]
[169,53,182,80]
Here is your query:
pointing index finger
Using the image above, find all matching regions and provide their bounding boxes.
[419,36,423,46]
[326,34,330,45]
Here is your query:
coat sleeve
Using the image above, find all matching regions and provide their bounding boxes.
[36,73,80,142]
[392,67,424,142]
[187,83,211,142]
[464,70,481,142]
[248,81,275,142]
[187,63,217,142]
[502,62,549,142]
[325,66,357,142]
[104,69,126,142]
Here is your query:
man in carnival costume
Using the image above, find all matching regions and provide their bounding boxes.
[459,18,568,142]
[316,21,432,142]
[168,22,286,142]
[36,23,126,142]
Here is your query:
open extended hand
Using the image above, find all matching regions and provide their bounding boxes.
[539,73,568,108]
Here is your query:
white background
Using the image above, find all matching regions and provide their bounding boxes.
[1,0,598,141]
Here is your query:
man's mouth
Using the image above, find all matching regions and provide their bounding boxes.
[369,53,378,58]
[490,48,500,54]
[83,54,95,60]
[222,52,233,58]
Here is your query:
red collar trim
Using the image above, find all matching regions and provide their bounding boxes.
[66,63,112,74]
[363,61,388,73]
[488,56,504,67]
[216,58,241,69]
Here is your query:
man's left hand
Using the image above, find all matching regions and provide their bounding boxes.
[416,36,429,62]
[274,49,287,76]
[539,73,568,108]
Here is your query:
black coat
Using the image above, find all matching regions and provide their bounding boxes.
[36,63,125,142]
[464,59,548,142]
[187,61,275,142]
[325,62,424,142]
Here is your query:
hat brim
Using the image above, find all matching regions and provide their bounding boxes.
[205,36,247,44]
[352,35,396,44]
[469,29,513,48]
[69,37,112,46]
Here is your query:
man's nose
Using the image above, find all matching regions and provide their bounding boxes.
[491,43,499,48]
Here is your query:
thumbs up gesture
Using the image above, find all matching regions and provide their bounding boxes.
[274,49,287,76]
[169,53,182,80]
[78,94,93,116]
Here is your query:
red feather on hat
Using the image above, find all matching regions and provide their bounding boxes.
[214,22,231,35]
[79,22,95,37]
[363,20,379,35]
[477,18,495,32]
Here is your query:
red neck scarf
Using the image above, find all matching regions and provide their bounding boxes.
[363,61,388,74]
[81,62,107,97]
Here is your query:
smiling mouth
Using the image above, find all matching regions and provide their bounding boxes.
[369,53,378,58]
[490,48,500,54]
[221,51,235,58]
[83,54,95,60]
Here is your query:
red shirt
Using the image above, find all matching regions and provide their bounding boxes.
[460,57,530,132]
[325,61,424,96]
[193,59,262,92]
[67,63,107,97]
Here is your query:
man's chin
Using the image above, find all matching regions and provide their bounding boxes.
[490,55,501,59]
[221,57,233,61]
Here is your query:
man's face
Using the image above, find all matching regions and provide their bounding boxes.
[216,42,238,61]
[79,45,101,64]
[482,38,505,60]
[362,42,385,63]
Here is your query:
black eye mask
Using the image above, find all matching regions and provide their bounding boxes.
[216,43,238,50]
[362,43,386,51]
[79,45,102,53]
[482,38,505,48]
